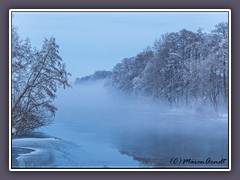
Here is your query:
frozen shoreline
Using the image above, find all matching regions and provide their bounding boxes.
[11,133,140,168]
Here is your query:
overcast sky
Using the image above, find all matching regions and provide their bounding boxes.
[12,11,228,82]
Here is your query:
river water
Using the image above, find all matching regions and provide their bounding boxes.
[12,83,229,169]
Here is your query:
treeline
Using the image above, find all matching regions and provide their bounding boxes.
[107,22,228,112]
[75,70,112,84]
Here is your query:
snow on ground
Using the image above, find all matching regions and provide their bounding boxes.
[12,137,81,168]
[12,135,139,168]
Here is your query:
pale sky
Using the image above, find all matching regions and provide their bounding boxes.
[12,11,228,82]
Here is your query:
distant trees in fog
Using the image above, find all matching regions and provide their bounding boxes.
[75,70,112,84]
[12,27,71,134]
[108,22,228,112]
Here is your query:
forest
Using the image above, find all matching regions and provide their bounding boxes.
[77,22,229,113]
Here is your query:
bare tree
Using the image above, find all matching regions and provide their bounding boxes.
[12,27,71,134]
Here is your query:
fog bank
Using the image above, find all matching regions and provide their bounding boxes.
[42,81,228,167]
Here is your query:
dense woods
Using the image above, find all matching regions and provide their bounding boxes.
[106,22,228,112]
[76,22,228,112]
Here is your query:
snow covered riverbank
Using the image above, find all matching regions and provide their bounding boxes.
[12,132,140,168]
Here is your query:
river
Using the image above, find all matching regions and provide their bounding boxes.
[12,82,229,169]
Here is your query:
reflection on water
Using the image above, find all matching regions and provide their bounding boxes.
[115,116,228,168]
[120,150,166,167]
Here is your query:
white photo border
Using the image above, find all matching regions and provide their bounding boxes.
[9,9,231,172]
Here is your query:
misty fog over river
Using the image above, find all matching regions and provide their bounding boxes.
[12,81,228,168]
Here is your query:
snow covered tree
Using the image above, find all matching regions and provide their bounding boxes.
[210,22,229,104]
[110,57,136,95]
[107,22,228,111]
[132,48,155,96]
[12,27,71,134]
